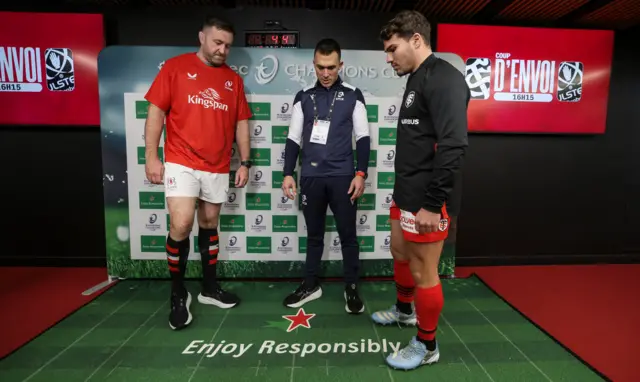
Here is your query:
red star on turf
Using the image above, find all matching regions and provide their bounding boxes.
[282,308,316,332]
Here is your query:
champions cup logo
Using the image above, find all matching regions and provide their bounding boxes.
[0,46,74,92]
[465,53,583,103]
[255,55,279,85]
[188,88,229,110]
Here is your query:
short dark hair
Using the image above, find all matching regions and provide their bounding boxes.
[314,38,341,59]
[379,10,431,45]
[202,16,235,35]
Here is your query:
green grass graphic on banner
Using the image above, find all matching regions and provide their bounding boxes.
[376,215,391,231]
[366,104,378,122]
[377,172,395,189]
[135,100,149,119]
[140,235,165,252]
[357,194,376,210]
[137,147,163,164]
[251,148,271,166]
[249,102,271,120]
[272,171,296,188]
[272,215,297,232]
[378,128,397,145]
[99,46,463,279]
[325,215,337,232]
[358,236,375,252]
[247,237,272,253]
[246,193,271,210]
[271,126,288,144]
[353,149,377,167]
[220,215,246,232]
[298,236,307,254]
[139,192,164,209]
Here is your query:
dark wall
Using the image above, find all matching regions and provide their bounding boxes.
[0,6,638,267]
[456,26,640,264]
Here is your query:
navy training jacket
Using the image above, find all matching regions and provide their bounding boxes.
[283,77,371,178]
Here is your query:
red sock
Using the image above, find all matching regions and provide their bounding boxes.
[415,282,444,341]
[394,260,415,303]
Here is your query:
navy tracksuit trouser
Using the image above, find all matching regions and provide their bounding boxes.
[300,175,360,285]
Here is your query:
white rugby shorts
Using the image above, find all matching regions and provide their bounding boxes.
[163,162,229,204]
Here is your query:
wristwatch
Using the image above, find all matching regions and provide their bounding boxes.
[356,171,367,180]
[240,160,252,169]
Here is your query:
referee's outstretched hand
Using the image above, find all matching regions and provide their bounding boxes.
[348,176,365,202]
[282,175,297,200]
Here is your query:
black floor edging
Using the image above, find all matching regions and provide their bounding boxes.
[472,272,612,382]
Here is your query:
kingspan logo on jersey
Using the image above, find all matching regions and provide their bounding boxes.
[464,53,583,103]
[0,46,75,92]
[188,88,229,111]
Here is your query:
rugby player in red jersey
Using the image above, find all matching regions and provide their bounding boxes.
[144,16,252,330]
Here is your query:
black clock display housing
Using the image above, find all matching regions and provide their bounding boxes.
[245,30,299,48]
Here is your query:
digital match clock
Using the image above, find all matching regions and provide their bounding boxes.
[245,31,299,48]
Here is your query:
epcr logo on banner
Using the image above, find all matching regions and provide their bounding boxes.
[255,55,279,85]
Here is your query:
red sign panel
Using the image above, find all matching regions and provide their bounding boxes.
[437,24,614,134]
[0,12,104,126]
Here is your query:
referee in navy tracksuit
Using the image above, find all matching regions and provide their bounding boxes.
[281,38,371,314]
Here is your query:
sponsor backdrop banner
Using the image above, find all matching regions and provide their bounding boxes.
[437,24,614,134]
[99,46,464,279]
[0,12,104,126]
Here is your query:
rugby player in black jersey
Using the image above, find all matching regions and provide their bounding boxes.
[371,10,470,370]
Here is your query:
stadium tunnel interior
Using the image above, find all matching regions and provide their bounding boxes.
[0,0,639,269]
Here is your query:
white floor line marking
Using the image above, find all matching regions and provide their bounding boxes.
[105,359,123,379]
[318,359,335,375]
[284,354,301,382]
[84,299,166,381]
[22,290,141,382]
[441,313,495,382]
[187,310,230,382]
[251,360,265,376]
[363,296,395,382]
[460,356,471,372]
[82,278,117,296]
[466,298,553,381]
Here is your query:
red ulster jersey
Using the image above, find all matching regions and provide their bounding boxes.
[145,53,252,173]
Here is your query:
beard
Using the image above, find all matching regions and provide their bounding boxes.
[205,52,225,67]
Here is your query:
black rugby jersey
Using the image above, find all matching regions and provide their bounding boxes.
[393,54,470,214]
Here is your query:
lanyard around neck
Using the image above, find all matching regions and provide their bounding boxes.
[311,88,338,122]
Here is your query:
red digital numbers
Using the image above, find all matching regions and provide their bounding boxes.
[247,32,297,47]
